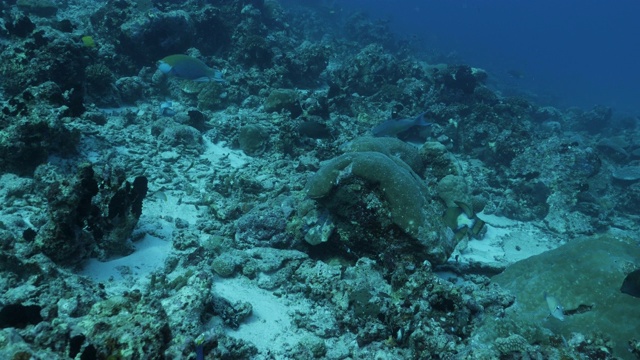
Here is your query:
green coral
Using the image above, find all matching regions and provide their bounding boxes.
[196,83,227,111]
[341,136,424,174]
[85,63,114,93]
[307,151,425,236]
[305,150,455,264]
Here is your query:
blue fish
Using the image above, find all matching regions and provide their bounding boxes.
[158,54,225,83]
[372,112,431,138]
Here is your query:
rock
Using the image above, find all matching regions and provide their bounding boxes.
[238,124,268,156]
[264,89,299,114]
[436,175,469,207]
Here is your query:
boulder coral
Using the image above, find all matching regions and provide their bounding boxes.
[304,148,456,265]
[341,136,425,175]
[490,234,640,358]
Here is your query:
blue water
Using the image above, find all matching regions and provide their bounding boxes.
[325,0,640,114]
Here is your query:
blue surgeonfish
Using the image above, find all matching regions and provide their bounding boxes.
[157,54,225,83]
[544,292,565,321]
[372,112,431,138]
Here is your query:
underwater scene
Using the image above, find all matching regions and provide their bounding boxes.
[0,0,639,359]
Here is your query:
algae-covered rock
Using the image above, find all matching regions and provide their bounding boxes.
[305,151,455,265]
[264,88,299,114]
[420,141,462,179]
[490,235,640,359]
[238,124,268,156]
[436,175,469,207]
[212,253,240,277]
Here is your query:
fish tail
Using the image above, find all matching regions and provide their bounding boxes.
[413,112,431,127]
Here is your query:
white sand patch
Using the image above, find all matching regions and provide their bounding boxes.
[144,190,200,226]
[202,138,249,168]
[214,277,307,354]
[450,212,562,270]
[78,234,170,286]
[476,212,519,227]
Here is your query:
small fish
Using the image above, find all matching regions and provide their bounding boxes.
[157,54,225,83]
[160,101,175,116]
[150,190,167,202]
[442,201,486,241]
[372,112,431,138]
[544,292,565,321]
[81,35,96,48]
[297,120,332,139]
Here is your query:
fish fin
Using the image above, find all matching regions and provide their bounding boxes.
[413,112,432,127]
[469,218,486,238]
[454,201,474,217]
[454,226,469,241]
[442,207,463,229]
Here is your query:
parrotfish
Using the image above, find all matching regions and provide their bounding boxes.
[544,292,565,321]
[157,54,225,83]
[372,112,431,138]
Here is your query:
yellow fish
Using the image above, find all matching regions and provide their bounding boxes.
[442,201,486,240]
[81,36,96,48]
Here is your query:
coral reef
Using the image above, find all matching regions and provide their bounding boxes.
[0,0,639,359]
